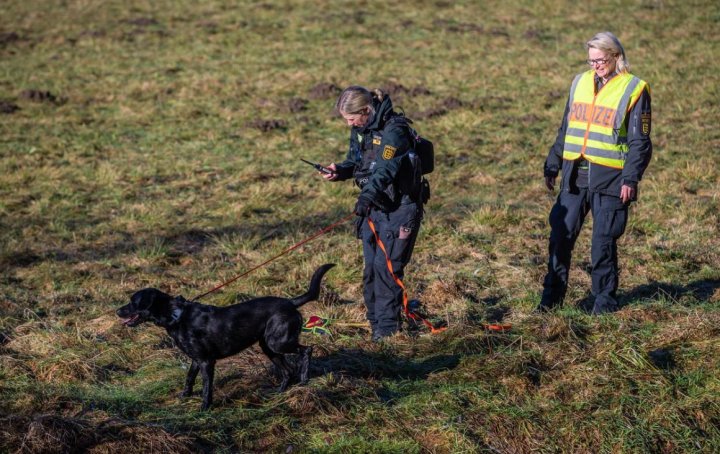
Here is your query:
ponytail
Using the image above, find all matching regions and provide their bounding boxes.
[336,86,384,116]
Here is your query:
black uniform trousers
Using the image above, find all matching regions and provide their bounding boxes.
[541,188,628,314]
[359,202,422,337]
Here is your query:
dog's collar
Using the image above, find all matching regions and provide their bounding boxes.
[167,296,186,325]
[170,307,183,323]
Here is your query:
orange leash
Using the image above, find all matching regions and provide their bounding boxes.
[366,217,446,334]
[191,213,355,301]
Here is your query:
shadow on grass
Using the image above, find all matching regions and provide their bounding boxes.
[621,279,720,305]
[574,278,720,313]
[310,348,461,381]
[464,294,512,325]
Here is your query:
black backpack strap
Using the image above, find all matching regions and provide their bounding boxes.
[384,114,421,147]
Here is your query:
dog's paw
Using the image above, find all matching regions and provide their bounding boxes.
[178,390,193,399]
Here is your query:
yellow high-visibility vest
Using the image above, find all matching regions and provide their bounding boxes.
[562,70,648,169]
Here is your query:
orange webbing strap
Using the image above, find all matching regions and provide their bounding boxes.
[366,217,446,334]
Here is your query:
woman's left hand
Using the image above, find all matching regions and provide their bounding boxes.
[620,184,636,203]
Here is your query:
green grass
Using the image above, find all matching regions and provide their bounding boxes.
[2,0,720,452]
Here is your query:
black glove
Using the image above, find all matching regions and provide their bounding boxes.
[354,195,373,216]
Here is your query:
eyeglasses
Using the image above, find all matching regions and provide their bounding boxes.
[587,57,611,66]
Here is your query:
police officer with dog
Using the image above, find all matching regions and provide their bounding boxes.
[539,32,653,315]
[320,86,429,341]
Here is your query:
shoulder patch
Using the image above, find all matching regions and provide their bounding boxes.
[641,113,651,136]
[382,145,397,160]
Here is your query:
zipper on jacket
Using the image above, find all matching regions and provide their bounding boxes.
[582,76,615,157]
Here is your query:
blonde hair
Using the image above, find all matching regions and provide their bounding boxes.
[586,31,629,73]
[335,86,384,116]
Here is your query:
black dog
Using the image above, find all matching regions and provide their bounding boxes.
[116,263,334,410]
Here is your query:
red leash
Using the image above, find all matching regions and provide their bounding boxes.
[366,217,446,334]
[191,213,355,301]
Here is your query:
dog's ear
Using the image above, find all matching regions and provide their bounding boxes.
[144,294,184,327]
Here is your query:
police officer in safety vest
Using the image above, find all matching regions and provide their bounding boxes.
[321,86,426,341]
[538,32,653,315]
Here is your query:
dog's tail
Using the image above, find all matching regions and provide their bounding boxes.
[291,263,335,307]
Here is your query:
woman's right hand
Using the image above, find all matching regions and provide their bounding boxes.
[322,163,338,181]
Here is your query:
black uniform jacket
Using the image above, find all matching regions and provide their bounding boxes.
[544,73,653,197]
[334,94,413,211]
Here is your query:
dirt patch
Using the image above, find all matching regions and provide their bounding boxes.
[489,27,510,38]
[79,29,106,39]
[432,19,484,34]
[472,95,513,111]
[380,81,432,97]
[443,152,470,168]
[522,28,552,42]
[288,97,308,113]
[380,81,407,96]
[1,249,42,268]
[20,89,63,104]
[0,32,20,46]
[250,119,288,132]
[410,86,432,96]
[415,106,445,120]
[257,2,285,10]
[430,21,510,38]
[0,101,20,114]
[309,82,341,100]
[415,96,465,119]
[124,17,159,27]
[119,18,168,41]
[198,20,219,34]
[441,97,463,109]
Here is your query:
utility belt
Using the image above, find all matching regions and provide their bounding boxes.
[354,172,430,208]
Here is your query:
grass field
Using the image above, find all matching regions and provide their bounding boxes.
[1,0,719,452]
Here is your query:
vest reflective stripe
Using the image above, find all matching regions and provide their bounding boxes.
[566,127,628,145]
[614,76,642,129]
[568,142,627,159]
[562,70,647,169]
